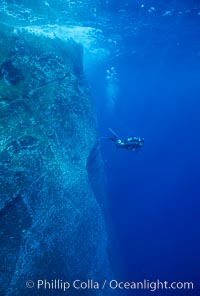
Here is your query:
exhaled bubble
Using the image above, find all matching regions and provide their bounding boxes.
[105,66,118,114]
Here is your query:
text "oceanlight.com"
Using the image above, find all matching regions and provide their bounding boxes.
[25,278,194,292]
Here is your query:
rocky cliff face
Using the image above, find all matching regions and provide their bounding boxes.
[0,22,112,295]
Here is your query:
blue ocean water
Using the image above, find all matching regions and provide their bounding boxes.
[1,0,199,294]
[86,0,200,294]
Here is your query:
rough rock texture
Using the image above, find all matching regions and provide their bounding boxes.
[0,23,112,295]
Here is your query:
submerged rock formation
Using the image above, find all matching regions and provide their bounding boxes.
[0,23,112,295]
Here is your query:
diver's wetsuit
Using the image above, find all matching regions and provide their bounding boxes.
[109,128,144,151]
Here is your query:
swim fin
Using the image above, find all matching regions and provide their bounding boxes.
[108,128,118,138]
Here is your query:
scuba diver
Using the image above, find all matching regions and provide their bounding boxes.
[108,128,144,151]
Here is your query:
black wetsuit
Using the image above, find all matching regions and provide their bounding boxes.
[109,135,144,151]
[108,128,144,151]
[115,137,144,150]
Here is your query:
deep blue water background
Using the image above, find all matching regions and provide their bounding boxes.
[88,0,200,294]
[1,0,199,294]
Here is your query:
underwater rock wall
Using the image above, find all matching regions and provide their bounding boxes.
[0,24,112,295]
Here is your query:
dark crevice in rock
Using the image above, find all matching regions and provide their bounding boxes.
[0,195,32,295]
[27,73,70,95]
[86,141,108,214]
[0,60,24,85]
